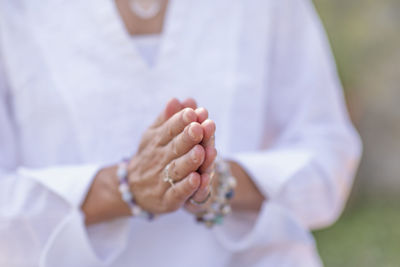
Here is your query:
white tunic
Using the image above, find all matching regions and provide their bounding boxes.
[132,34,161,67]
[0,0,362,266]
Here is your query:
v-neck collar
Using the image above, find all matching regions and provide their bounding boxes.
[93,0,184,72]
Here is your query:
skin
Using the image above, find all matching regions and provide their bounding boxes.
[81,1,265,225]
[178,100,265,214]
[83,99,212,224]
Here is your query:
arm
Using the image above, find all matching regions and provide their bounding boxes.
[0,46,208,265]
[228,161,264,212]
[0,49,129,266]
[230,0,362,229]
[203,0,361,252]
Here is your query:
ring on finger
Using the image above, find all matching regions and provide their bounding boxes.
[190,189,212,206]
[163,163,175,187]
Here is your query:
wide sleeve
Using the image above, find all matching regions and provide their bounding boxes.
[215,0,362,251]
[0,50,130,266]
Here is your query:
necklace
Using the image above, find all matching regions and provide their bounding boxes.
[128,0,163,19]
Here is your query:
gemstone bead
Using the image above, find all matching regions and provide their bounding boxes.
[117,166,128,179]
[214,215,224,225]
[132,205,142,216]
[122,191,132,202]
[228,176,237,188]
[196,216,205,223]
[225,189,235,199]
[118,183,129,194]
[222,205,232,215]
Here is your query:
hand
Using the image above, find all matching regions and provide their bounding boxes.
[82,98,210,224]
[126,98,209,214]
[176,99,217,214]
[179,100,264,215]
[180,98,217,174]
[82,98,260,225]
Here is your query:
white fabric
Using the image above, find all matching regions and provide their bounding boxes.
[132,34,161,67]
[0,0,362,266]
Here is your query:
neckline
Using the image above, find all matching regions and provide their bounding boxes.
[131,33,162,40]
[95,0,182,71]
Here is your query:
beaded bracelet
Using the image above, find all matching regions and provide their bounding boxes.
[195,159,237,228]
[117,159,154,220]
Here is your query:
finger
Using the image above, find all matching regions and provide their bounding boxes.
[201,119,216,146]
[167,145,205,183]
[181,100,209,124]
[199,146,217,173]
[158,108,198,145]
[185,173,213,212]
[151,98,183,128]
[199,119,217,173]
[195,173,213,200]
[195,107,208,124]
[163,122,204,162]
[181,98,197,109]
[164,172,201,210]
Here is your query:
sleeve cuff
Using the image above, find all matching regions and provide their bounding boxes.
[18,164,131,265]
[229,148,314,199]
[17,164,102,207]
[214,201,314,252]
[40,208,130,267]
[213,149,316,251]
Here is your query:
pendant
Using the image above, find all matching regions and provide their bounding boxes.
[129,0,162,19]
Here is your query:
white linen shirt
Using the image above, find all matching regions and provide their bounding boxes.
[0,0,362,266]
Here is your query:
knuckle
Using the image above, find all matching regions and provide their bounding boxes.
[153,133,163,147]
[147,130,163,147]
[171,140,179,157]
[167,124,174,140]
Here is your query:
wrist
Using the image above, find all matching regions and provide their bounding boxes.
[194,159,237,228]
[82,165,131,225]
[228,161,265,211]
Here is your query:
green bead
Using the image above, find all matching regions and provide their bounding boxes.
[214,215,224,225]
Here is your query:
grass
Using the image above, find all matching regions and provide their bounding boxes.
[313,198,400,267]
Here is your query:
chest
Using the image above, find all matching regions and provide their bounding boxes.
[1,0,274,164]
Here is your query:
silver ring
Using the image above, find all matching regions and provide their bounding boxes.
[163,163,175,187]
[190,190,212,206]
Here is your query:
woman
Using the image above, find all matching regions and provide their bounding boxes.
[0,0,361,266]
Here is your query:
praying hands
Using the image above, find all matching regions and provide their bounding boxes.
[82,98,263,225]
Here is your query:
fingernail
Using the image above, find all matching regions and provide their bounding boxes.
[189,125,196,139]
[183,109,194,124]
[191,148,198,161]
[190,175,197,187]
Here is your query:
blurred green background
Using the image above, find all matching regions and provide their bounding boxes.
[311,0,400,266]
